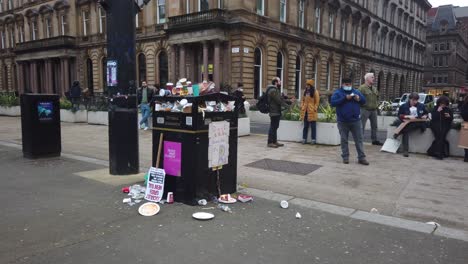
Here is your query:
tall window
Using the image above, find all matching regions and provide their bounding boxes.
[276,52,284,93]
[339,64,343,85]
[86,59,94,94]
[98,7,106,33]
[298,0,305,28]
[82,10,90,36]
[340,18,347,42]
[19,25,24,43]
[390,6,395,24]
[295,56,302,99]
[382,3,388,20]
[199,0,209,11]
[352,24,358,45]
[31,21,38,40]
[329,13,335,38]
[60,15,67,35]
[389,38,394,56]
[138,53,147,86]
[312,59,318,84]
[217,0,224,9]
[158,51,168,86]
[315,7,321,33]
[0,0,3,12]
[326,62,331,90]
[280,0,287,23]
[256,0,264,15]
[380,35,386,54]
[102,57,107,91]
[7,0,12,9]
[45,17,52,38]
[9,27,14,47]
[186,0,190,14]
[136,11,143,28]
[254,48,262,99]
[157,0,166,24]
[373,0,379,14]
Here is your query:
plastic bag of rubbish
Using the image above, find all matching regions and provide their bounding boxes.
[129,185,146,199]
[217,204,232,213]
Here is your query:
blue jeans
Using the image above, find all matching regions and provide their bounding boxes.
[303,116,316,141]
[337,120,366,161]
[139,103,150,128]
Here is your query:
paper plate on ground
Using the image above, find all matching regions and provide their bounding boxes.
[138,202,161,216]
[218,197,237,204]
[192,212,215,220]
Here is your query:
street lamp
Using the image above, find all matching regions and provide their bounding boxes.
[98,0,152,175]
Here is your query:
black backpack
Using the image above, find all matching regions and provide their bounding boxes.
[256,87,274,114]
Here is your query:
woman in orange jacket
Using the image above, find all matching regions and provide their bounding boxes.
[300,80,320,144]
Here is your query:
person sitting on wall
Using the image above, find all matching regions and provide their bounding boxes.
[427,96,453,160]
[393,92,428,157]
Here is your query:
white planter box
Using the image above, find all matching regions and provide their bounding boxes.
[87,111,108,125]
[0,106,21,116]
[386,127,464,157]
[60,109,87,123]
[238,117,250,137]
[277,120,340,145]
[364,115,398,131]
[247,110,270,124]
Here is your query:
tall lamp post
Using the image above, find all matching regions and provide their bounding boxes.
[99,0,150,175]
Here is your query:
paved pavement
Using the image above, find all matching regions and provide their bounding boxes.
[1,144,468,264]
[0,116,467,233]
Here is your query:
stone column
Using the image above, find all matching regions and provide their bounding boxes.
[202,41,209,81]
[179,44,185,78]
[17,62,24,94]
[30,61,38,93]
[213,40,221,91]
[170,46,176,82]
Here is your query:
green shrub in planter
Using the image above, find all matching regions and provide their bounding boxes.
[60,98,73,110]
[318,104,336,123]
[282,103,301,121]
[0,93,19,107]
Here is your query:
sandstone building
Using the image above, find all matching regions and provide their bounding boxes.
[0,0,431,101]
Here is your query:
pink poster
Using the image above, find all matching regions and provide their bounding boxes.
[163,141,182,177]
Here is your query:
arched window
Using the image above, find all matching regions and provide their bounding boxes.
[254,47,262,99]
[86,58,94,94]
[158,51,168,86]
[377,71,384,93]
[276,52,284,93]
[295,56,301,99]
[137,53,146,86]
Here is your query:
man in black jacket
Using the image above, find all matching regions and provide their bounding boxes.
[137,81,154,130]
[460,95,468,162]
[267,77,290,148]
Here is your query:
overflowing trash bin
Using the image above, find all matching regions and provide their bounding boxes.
[152,93,239,205]
[20,94,61,159]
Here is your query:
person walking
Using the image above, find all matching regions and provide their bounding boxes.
[393,92,428,157]
[69,81,81,111]
[331,78,369,165]
[459,95,468,162]
[359,73,383,145]
[300,80,320,144]
[137,81,154,130]
[267,77,290,148]
[427,96,453,159]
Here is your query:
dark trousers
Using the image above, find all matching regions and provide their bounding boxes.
[268,115,281,144]
[430,126,450,158]
[398,122,426,152]
[303,117,317,141]
[337,121,366,161]
[465,149,468,161]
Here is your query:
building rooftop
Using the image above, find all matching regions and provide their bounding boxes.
[454,6,468,18]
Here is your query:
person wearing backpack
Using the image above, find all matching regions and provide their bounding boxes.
[266,77,290,148]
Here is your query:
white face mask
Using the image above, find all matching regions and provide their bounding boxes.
[343,86,352,91]
[238,88,243,92]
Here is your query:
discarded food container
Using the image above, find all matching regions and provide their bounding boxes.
[123,198,132,204]
[238,194,253,203]
[218,194,237,204]
[217,204,231,213]
[296,212,302,219]
[280,200,289,209]
[192,212,215,220]
[122,187,130,193]
[167,192,174,204]
[138,202,161,216]
[198,199,208,206]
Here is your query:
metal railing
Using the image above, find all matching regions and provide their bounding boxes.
[15,36,77,52]
[168,9,227,28]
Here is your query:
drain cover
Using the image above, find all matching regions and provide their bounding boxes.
[245,159,321,175]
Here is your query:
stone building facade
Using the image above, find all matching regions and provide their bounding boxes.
[424,5,468,99]
[0,0,431,101]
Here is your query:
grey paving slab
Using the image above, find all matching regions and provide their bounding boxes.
[350,211,435,234]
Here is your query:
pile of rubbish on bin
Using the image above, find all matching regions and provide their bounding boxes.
[121,184,254,220]
[153,100,236,114]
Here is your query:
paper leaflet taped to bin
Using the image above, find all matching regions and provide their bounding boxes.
[208,121,230,168]
[144,167,165,202]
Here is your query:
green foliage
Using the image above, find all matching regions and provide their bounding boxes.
[0,93,19,107]
[426,101,435,112]
[60,97,72,110]
[282,103,301,121]
[318,104,337,123]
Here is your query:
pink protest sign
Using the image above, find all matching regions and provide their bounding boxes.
[163,141,182,177]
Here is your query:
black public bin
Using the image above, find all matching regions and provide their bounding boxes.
[20,94,61,159]
[108,95,139,175]
[152,93,238,205]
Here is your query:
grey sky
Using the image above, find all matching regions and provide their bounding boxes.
[429,0,463,7]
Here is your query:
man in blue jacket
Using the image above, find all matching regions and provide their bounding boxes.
[331,78,369,165]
